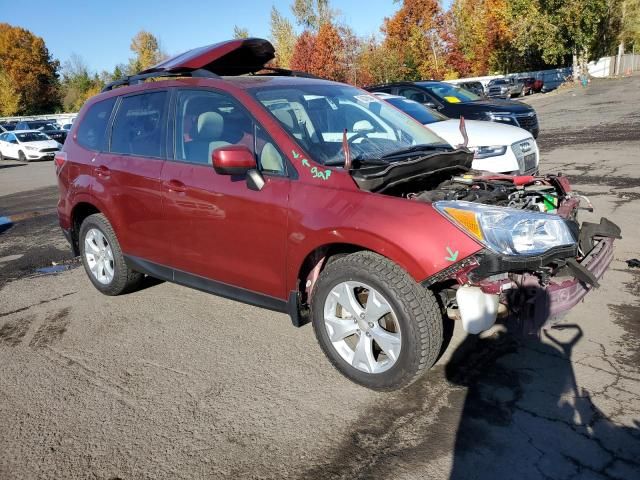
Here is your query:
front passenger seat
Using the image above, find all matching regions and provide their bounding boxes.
[185,112,230,164]
[260,143,283,173]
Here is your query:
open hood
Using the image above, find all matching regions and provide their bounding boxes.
[139,38,275,76]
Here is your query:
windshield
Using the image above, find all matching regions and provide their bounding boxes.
[16,132,50,142]
[385,97,448,125]
[251,84,447,165]
[28,122,56,130]
[490,79,508,85]
[417,82,480,104]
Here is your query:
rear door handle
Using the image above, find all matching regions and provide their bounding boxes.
[95,165,111,178]
[163,179,186,193]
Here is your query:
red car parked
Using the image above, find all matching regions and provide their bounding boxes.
[56,39,620,390]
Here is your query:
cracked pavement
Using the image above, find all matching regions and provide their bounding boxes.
[0,75,639,479]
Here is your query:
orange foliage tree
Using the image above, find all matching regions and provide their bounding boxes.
[0,23,60,114]
[382,0,446,80]
[290,30,316,73]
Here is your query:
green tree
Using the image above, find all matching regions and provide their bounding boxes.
[270,6,297,68]
[233,26,249,39]
[291,0,333,30]
[60,54,104,112]
[0,23,61,114]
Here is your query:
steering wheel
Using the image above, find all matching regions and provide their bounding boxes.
[347,131,370,145]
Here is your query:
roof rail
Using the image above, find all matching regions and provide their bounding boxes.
[101,68,219,92]
[256,67,323,79]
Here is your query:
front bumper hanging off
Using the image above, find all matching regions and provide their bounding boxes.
[451,217,621,335]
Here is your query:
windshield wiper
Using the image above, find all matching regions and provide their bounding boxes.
[381,143,453,159]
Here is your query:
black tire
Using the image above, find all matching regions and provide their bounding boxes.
[18,150,28,162]
[79,213,143,295]
[311,251,443,391]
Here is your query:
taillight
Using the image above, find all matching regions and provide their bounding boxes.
[54,151,67,170]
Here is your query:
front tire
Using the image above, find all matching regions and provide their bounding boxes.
[311,251,443,391]
[79,213,143,295]
[18,151,28,162]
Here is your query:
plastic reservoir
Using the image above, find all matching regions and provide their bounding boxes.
[456,286,499,334]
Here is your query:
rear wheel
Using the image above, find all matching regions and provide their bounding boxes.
[18,150,27,162]
[311,251,443,391]
[79,213,143,295]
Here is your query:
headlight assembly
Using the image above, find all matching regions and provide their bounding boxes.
[435,201,577,256]
[25,145,37,151]
[472,145,507,159]
[488,112,515,124]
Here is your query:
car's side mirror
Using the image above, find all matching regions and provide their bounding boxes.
[424,102,437,109]
[212,145,256,176]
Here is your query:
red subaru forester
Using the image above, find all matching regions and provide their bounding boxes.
[56,39,620,390]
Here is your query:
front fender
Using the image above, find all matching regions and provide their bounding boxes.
[285,181,483,292]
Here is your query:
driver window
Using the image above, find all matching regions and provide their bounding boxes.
[398,88,428,104]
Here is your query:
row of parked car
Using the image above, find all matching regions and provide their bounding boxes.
[52,38,620,391]
[455,77,544,99]
[0,119,73,162]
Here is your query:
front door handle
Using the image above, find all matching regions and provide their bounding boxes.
[163,179,186,193]
[95,165,111,178]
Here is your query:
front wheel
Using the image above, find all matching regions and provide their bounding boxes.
[18,151,28,162]
[79,213,143,295]
[311,251,443,391]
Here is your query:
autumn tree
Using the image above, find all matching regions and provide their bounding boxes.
[0,69,20,115]
[356,37,405,85]
[290,30,316,73]
[310,22,345,80]
[0,23,61,114]
[382,0,447,80]
[129,30,165,73]
[233,26,249,39]
[270,6,297,68]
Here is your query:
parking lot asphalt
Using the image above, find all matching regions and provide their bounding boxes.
[1,75,639,480]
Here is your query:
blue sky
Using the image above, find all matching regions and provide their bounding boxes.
[2,0,453,74]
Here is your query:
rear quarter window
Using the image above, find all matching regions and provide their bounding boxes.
[77,97,117,151]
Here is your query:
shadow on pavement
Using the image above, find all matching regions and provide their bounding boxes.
[447,318,640,479]
[0,163,26,170]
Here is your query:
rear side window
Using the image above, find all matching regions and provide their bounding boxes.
[77,97,116,151]
[110,91,168,158]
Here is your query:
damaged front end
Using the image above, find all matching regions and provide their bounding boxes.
[422,173,621,335]
[350,149,621,335]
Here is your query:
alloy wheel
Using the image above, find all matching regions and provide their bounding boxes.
[323,281,401,374]
[84,228,115,285]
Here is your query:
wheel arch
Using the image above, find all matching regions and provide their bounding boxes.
[290,238,427,317]
[69,201,102,255]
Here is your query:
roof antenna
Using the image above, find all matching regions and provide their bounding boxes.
[458,116,469,148]
[342,129,352,169]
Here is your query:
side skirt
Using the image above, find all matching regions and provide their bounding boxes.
[123,254,299,319]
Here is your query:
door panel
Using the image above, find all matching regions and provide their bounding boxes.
[94,90,169,265]
[161,163,290,298]
[161,88,290,299]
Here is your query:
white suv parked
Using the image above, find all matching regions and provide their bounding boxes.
[374,93,539,175]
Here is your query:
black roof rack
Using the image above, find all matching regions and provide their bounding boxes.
[101,68,219,92]
[254,67,323,79]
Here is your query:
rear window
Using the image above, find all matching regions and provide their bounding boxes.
[77,97,116,151]
[110,91,168,158]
